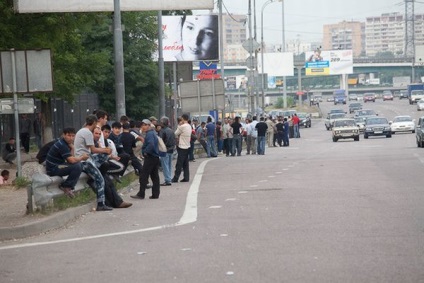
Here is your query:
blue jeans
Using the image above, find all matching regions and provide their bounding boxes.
[293,124,300,138]
[232,134,242,156]
[207,136,217,157]
[257,136,266,155]
[160,152,173,183]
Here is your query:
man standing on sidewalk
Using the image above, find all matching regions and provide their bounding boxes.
[205,116,217,157]
[159,116,175,186]
[172,114,191,183]
[255,117,268,155]
[131,119,161,199]
[19,114,31,154]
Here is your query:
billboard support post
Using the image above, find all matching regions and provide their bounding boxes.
[158,11,165,118]
[10,50,22,177]
[113,0,126,119]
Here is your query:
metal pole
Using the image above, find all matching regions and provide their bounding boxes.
[212,75,216,111]
[248,0,254,114]
[113,0,126,119]
[197,79,202,119]
[218,0,225,117]
[254,0,260,114]
[11,50,22,177]
[173,62,178,127]
[261,6,265,110]
[158,11,165,118]
[282,0,287,108]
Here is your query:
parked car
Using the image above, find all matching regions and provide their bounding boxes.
[382,91,394,101]
[364,117,392,139]
[417,99,424,111]
[332,118,360,142]
[297,112,312,128]
[363,93,376,102]
[416,116,424,147]
[349,102,362,114]
[390,115,415,134]
[325,113,346,130]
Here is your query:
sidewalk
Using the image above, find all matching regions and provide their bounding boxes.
[0,151,205,241]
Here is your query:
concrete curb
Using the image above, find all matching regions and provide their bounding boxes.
[0,203,95,241]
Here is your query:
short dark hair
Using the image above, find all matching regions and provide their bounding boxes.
[120,115,129,124]
[161,116,169,127]
[122,123,130,130]
[96,110,108,120]
[85,115,98,126]
[181,114,189,121]
[135,120,142,128]
[63,127,76,135]
[9,137,15,141]
[101,124,111,131]
[1,169,9,177]
[111,122,122,129]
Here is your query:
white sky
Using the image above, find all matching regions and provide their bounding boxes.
[194,0,424,44]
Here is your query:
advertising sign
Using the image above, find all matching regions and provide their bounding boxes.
[257,52,294,76]
[305,49,353,76]
[14,0,214,13]
[162,15,219,62]
[197,61,221,80]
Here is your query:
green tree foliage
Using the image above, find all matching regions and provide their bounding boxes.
[0,0,162,120]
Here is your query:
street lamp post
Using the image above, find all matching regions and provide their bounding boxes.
[261,0,280,109]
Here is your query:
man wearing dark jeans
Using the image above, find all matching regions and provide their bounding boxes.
[19,114,31,154]
[45,128,89,198]
[172,114,191,183]
[131,119,161,199]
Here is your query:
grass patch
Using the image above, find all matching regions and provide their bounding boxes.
[13,177,31,188]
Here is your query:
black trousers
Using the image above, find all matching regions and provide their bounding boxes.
[137,154,160,198]
[173,147,189,181]
[20,132,30,153]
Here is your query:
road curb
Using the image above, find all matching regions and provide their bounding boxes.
[0,203,95,241]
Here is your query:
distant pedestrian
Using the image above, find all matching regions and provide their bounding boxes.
[159,116,175,186]
[283,117,290,146]
[33,112,44,150]
[255,117,268,155]
[19,114,31,154]
[230,116,243,156]
[172,114,191,183]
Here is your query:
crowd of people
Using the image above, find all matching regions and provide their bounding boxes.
[1,110,302,207]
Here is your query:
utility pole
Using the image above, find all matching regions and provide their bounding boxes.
[405,0,416,81]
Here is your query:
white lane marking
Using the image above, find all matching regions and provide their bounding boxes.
[250,185,258,188]
[283,168,289,171]
[258,180,268,183]
[209,206,222,209]
[268,175,275,178]
[238,191,248,194]
[275,172,282,174]
[0,159,212,251]
[225,198,236,201]
[413,153,424,164]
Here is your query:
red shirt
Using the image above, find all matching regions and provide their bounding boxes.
[292,115,300,125]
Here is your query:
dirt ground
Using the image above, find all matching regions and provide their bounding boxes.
[0,153,47,228]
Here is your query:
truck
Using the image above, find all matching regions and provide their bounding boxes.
[408,83,424,104]
[333,89,347,105]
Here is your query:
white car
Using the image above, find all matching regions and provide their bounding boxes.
[390,115,415,134]
[417,99,424,111]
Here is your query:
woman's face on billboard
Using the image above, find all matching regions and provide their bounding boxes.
[181,16,217,60]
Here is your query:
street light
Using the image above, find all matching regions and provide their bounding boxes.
[261,0,282,109]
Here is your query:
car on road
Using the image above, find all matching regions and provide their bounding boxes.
[349,102,362,114]
[417,99,424,111]
[382,91,394,101]
[349,94,358,101]
[354,116,372,132]
[331,118,360,142]
[329,109,346,115]
[399,90,408,100]
[416,116,424,147]
[355,109,377,117]
[356,94,364,101]
[325,113,346,130]
[297,112,312,128]
[326,96,334,102]
[364,117,392,139]
[390,115,415,134]
[364,93,376,102]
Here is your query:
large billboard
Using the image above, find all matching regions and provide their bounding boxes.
[14,0,214,13]
[305,49,353,76]
[162,15,219,62]
[257,52,294,77]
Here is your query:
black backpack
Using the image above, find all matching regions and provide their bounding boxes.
[36,140,56,164]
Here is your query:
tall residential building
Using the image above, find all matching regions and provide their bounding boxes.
[365,12,424,57]
[322,21,364,57]
[221,13,248,63]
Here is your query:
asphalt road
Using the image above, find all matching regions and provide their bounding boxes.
[1,98,424,282]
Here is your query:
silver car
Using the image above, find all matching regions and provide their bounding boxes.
[417,99,424,111]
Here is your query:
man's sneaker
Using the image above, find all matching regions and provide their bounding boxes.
[96,205,113,211]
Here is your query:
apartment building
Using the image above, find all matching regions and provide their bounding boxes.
[221,13,248,63]
[322,21,364,57]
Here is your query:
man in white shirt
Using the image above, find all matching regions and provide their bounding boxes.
[172,114,191,183]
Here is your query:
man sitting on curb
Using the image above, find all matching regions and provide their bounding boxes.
[2,137,16,165]
[45,128,89,198]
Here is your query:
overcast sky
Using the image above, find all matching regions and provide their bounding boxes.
[194,0,424,44]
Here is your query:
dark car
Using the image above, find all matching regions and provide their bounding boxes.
[363,93,376,102]
[297,112,311,128]
[416,116,424,147]
[382,90,394,101]
[399,90,408,100]
[349,102,362,114]
[364,117,392,139]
